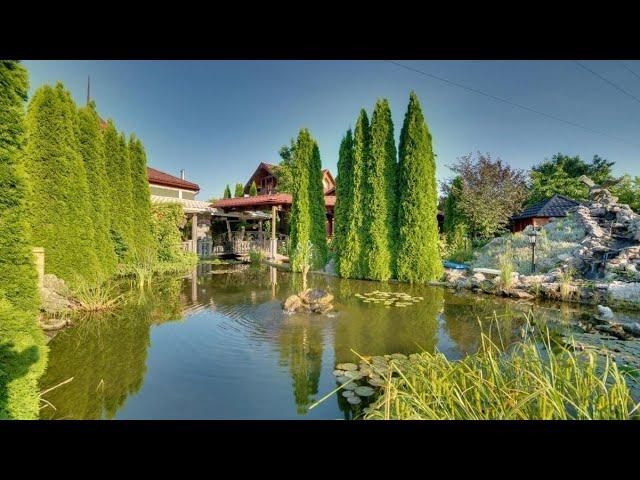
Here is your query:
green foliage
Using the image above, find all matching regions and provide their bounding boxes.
[150,203,186,263]
[396,92,443,283]
[363,324,637,420]
[337,112,369,279]
[442,176,466,235]
[71,277,123,311]
[275,139,296,194]
[611,174,640,212]
[249,180,258,196]
[333,129,354,277]
[450,152,528,239]
[362,99,397,281]
[234,183,244,197]
[77,102,118,277]
[528,153,615,204]
[128,135,156,260]
[498,243,515,290]
[0,296,48,420]
[24,83,100,283]
[0,60,39,313]
[103,121,133,262]
[287,128,327,270]
[223,184,231,199]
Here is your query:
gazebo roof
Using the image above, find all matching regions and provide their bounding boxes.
[213,193,336,209]
[511,194,580,221]
[151,195,219,214]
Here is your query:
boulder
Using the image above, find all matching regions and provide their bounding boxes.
[282,289,334,314]
[41,274,73,314]
[597,305,615,319]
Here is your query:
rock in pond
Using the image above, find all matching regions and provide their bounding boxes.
[282,288,334,314]
[597,305,615,319]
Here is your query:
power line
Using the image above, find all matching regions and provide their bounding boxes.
[384,60,638,148]
[619,61,640,81]
[573,60,640,105]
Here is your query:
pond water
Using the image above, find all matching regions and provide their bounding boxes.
[39,263,613,420]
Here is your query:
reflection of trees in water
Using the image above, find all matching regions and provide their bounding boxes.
[276,319,324,414]
[441,291,529,356]
[40,278,183,420]
[331,278,444,361]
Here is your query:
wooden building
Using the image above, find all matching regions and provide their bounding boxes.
[510,194,580,232]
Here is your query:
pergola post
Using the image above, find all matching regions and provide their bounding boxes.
[191,212,198,254]
[270,206,277,260]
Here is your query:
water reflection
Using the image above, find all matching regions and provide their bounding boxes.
[40,264,621,420]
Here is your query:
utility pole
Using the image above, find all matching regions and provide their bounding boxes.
[86,75,91,105]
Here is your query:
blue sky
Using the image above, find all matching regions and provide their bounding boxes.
[24,60,640,200]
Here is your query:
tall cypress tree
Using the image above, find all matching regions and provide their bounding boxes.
[339,110,369,279]
[0,60,38,312]
[128,134,156,261]
[333,129,354,277]
[249,180,258,196]
[396,92,443,283]
[289,129,313,272]
[309,141,328,267]
[362,99,397,281]
[223,184,231,199]
[77,102,117,277]
[103,121,134,262]
[24,83,99,282]
[234,183,244,197]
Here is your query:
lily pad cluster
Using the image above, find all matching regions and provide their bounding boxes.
[354,291,423,308]
[333,353,417,406]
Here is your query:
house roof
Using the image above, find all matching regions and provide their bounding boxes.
[147,167,200,192]
[511,194,580,221]
[213,193,336,209]
[150,195,216,214]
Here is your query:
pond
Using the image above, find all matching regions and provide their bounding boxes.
[39,262,621,420]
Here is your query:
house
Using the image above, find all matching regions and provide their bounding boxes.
[510,194,580,232]
[214,162,337,236]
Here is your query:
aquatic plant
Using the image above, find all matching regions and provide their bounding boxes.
[248,248,265,264]
[559,268,576,301]
[361,325,638,420]
[498,245,515,290]
[71,277,123,311]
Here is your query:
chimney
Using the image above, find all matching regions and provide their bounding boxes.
[180,169,185,180]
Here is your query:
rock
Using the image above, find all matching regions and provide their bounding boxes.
[622,322,640,337]
[300,288,334,306]
[608,282,640,304]
[282,289,334,314]
[470,272,486,283]
[597,305,615,319]
[509,290,535,300]
[282,294,303,312]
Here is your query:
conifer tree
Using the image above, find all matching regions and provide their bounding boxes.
[308,141,328,267]
[289,129,316,272]
[0,60,38,312]
[223,184,231,198]
[249,180,258,196]
[77,102,117,277]
[103,121,133,261]
[396,92,443,283]
[234,183,244,197]
[24,83,99,282]
[338,110,369,279]
[332,129,354,276]
[128,134,156,261]
[362,99,397,281]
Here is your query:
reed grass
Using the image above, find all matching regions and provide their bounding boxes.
[498,246,516,291]
[362,325,638,420]
[71,278,123,311]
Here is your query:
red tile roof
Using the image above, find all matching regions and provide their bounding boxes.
[213,193,335,209]
[147,167,200,192]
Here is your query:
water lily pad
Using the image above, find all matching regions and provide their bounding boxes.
[390,353,408,360]
[336,376,351,384]
[344,370,362,379]
[354,386,375,397]
[368,378,386,387]
[336,363,358,371]
[347,396,362,405]
[343,382,358,390]
[342,390,354,398]
[332,370,345,376]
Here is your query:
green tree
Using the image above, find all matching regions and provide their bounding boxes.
[103,121,133,261]
[77,102,118,277]
[0,60,48,420]
[0,60,38,312]
[289,129,326,271]
[362,99,397,281]
[338,110,369,279]
[234,183,244,197]
[223,184,231,198]
[396,92,443,283]
[275,139,296,194]
[450,152,528,239]
[528,153,615,204]
[612,174,640,212]
[333,130,354,276]
[24,83,99,281]
[442,176,468,244]
[249,180,258,196]
[128,134,156,261]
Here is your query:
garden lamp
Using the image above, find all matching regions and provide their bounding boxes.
[528,228,539,273]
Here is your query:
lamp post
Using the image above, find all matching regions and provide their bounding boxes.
[528,228,539,273]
